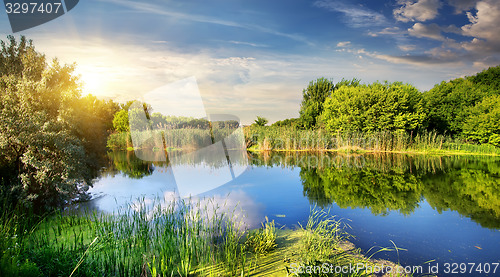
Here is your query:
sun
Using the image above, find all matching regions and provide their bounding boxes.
[76,67,107,96]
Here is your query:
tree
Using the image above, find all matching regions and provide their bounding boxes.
[0,36,116,208]
[321,81,425,133]
[463,95,500,146]
[423,65,500,136]
[299,78,334,129]
[113,109,130,132]
[254,116,268,127]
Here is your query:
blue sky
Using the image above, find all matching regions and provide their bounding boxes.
[1,0,499,123]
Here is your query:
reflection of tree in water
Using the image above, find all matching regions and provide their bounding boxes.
[422,160,500,229]
[106,151,153,179]
[300,166,423,215]
[250,152,500,229]
[104,149,249,179]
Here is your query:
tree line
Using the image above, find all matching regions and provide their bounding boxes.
[276,67,500,147]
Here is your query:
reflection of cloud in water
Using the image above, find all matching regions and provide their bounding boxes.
[128,190,263,230]
[83,170,262,230]
[188,190,264,230]
[81,168,176,213]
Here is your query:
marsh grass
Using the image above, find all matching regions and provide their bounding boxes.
[1,197,250,277]
[1,199,432,277]
[244,216,277,254]
[244,126,500,155]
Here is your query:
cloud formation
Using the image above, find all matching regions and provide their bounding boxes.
[461,0,500,53]
[408,23,445,41]
[394,0,442,22]
[447,0,478,13]
[314,0,387,27]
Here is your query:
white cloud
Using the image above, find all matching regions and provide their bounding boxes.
[394,0,442,22]
[398,45,417,51]
[314,0,387,27]
[336,41,351,47]
[461,0,500,53]
[447,0,478,13]
[367,27,402,37]
[408,23,445,41]
[98,0,312,45]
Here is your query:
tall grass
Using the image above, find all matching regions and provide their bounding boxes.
[108,127,240,151]
[1,198,249,277]
[244,216,277,254]
[244,126,500,155]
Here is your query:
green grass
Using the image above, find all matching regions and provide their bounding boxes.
[1,198,250,277]
[244,126,500,155]
[244,216,277,255]
[1,199,432,277]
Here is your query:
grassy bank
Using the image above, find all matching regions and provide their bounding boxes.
[107,127,500,156]
[0,199,418,276]
[244,126,500,156]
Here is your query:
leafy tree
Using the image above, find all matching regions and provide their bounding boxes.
[0,36,117,208]
[423,65,500,136]
[299,78,334,129]
[463,95,500,146]
[254,116,268,126]
[113,109,130,132]
[423,78,485,135]
[272,118,300,128]
[298,78,360,130]
[321,81,425,133]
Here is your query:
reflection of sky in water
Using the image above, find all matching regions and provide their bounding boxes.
[84,165,264,229]
[83,158,500,276]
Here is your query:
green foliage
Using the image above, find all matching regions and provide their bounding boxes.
[299,78,334,129]
[463,95,500,146]
[0,35,118,209]
[244,216,277,254]
[112,109,129,132]
[423,78,485,135]
[272,117,300,128]
[321,81,425,134]
[254,116,268,127]
[423,65,500,137]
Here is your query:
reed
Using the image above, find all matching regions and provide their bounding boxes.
[244,126,500,155]
[1,197,250,277]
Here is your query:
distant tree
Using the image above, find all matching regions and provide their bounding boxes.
[272,118,300,128]
[299,78,334,129]
[113,109,130,132]
[299,78,360,129]
[254,116,268,126]
[321,81,425,133]
[423,65,500,136]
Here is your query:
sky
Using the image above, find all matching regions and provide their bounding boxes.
[1,0,499,124]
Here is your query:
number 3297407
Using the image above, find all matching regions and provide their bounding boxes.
[5,2,62,14]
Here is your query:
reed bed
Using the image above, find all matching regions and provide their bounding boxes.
[244,126,500,155]
[1,198,250,277]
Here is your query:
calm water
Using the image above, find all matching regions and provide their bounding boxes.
[81,151,500,276]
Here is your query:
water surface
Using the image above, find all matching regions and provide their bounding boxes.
[83,151,500,276]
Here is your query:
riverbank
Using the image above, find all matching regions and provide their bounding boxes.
[0,199,417,277]
[107,127,500,157]
[244,126,500,156]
